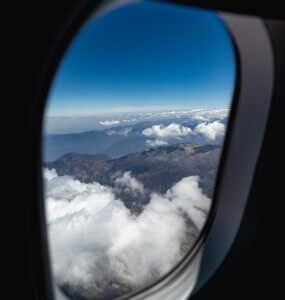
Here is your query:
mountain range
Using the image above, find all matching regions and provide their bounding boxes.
[46,143,221,212]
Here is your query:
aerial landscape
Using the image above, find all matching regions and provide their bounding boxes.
[44,109,228,299]
[42,1,235,299]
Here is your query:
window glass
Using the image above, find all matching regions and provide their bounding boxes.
[42,1,236,299]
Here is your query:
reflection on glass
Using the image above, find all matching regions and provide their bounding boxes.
[42,1,235,299]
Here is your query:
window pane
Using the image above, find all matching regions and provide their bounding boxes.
[42,1,236,299]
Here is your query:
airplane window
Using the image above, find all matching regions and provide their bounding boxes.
[42,1,236,299]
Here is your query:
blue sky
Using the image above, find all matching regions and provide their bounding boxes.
[46,1,236,117]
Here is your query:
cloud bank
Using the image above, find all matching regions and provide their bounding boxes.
[194,120,225,141]
[44,169,210,298]
[44,109,229,134]
[189,109,228,122]
[124,108,229,123]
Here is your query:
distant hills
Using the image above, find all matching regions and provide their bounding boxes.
[43,119,224,161]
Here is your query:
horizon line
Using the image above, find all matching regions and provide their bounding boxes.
[46,107,229,118]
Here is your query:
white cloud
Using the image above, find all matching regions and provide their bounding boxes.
[44,169,210,298]
[107,127,132,136]
[145,139,168,147]
[142,123,192,138]
[100,120,120,126]
[194,120,225,141]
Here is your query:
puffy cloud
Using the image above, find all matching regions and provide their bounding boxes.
[44,169,210,298]
[107,127,132,136]
[145,139,168,147]
[100,120,120,126]
[194,120,225,141]
[142,123,192,138]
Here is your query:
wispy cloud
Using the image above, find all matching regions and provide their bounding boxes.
[100,120,120,126]
[114,171,145,195]
[107,127,132,136]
